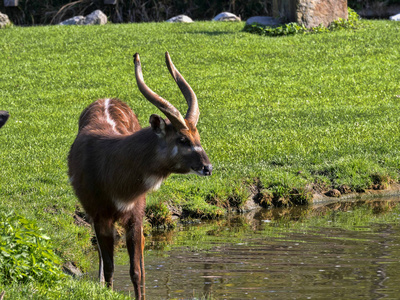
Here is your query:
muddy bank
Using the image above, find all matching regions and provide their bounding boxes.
[72,180,400,229]
[144,180,400,228]
[313,183,400,204]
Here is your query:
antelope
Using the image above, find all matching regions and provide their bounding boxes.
[68,52,212,299]
[0,111,9,128]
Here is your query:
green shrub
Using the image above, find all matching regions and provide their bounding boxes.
[244,8,361,37]
[0,212,65,284]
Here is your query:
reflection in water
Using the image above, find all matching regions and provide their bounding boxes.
[113,198,400,299]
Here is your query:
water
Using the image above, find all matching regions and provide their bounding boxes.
[113,198,400,299]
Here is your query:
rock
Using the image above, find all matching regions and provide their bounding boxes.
[273,0,347,28]
[59,10,107,25]
[213,12,241,22]
[62,261,83,277]
[241,198,260,212]
[338,184,351,195]
[59,16,86,25]
[325,189,341,198]
[0,12,11,29]
[390,13,400,21]
[166,15,194,23]
[246,16,282,27]
[83,10,107,25]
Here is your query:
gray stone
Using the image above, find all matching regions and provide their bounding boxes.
[213,12,241,22]
[246,16,282,26]
[390,13,400,21]
[62,261,83,277]
[0,12,11,29]
[83,10,107,25]
[59,16,85,25]
[166,15,193,23]
[59,10,107,25]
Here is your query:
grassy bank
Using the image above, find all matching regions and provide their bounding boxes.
[0,19,400,296]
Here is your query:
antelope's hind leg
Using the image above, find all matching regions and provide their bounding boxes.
[93,218,116,288]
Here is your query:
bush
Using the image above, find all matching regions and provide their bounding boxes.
[0,212,65,284]
[243,8,361,37]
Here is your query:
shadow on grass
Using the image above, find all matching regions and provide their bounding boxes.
[184,30,239,36]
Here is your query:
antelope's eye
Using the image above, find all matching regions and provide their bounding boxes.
[178,137,190,146]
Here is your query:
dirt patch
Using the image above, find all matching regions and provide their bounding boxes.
[73,206,91,228]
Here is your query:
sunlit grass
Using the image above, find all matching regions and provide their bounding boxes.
[0,278,131,300]
[0,19,400,298]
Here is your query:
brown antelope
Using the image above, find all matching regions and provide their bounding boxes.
[68,52,212,299]
[0,111,9,128]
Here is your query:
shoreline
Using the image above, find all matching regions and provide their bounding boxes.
[312,183,400,204]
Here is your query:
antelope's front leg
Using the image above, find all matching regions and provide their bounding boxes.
[126,215,145,299]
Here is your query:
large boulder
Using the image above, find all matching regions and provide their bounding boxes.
[83,10,107,25]
[246,16,282,27]
[166,15,193,23]
[0,12,11,29]
[213,12,241,22]
[273,0,348,28]
[59,10,107,25]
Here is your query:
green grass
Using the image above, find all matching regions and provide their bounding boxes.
[0,19,400,297]
[0,279,131,300]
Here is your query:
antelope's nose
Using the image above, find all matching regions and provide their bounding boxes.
[203,164,213,176]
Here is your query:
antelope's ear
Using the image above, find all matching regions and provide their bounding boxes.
[149,114,166,136]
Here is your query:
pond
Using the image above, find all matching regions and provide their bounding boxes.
[113,198,400,299]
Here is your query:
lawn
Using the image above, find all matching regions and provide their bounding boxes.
[0,19,400,297]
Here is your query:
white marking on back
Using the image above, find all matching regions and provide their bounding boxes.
[113,198,136,212]
[145,175,164,191]
[104,98,117,132]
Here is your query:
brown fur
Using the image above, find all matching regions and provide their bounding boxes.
[68,97,211,299]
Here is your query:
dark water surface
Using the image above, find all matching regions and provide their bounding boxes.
[113,198,400,299]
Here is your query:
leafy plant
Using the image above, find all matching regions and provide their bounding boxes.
[0,212,65,284]
[244,8,361,36]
